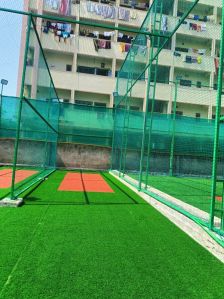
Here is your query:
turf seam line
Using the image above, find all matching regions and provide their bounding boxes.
[80,170,90,204]
[0,205,50,296]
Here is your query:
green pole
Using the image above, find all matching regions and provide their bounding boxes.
[121,52,135,177]
[221,182,224,231]
[43,98,51,170]
[110,92,118,171]
[138,0,158,191]
[144,0,163,189]
[209,0,224,229]
[169,80,178,176]
[10,15,32,200]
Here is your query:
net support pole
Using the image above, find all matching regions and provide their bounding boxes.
[110,91,118,171]
[169,80,178,176]
[10,14,32,200]
[209,0,224,229]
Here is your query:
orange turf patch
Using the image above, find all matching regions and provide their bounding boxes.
[216,196,222,202]
[58,173,114,193]
[0,169,38,188]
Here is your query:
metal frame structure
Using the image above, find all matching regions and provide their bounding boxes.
[210,0,224,233]
[0,9,60,200]
[111,0,224,244]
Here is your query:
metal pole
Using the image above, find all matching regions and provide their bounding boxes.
[138,0,158,191]
[110,93,118,171]
[169,80,178,176]
[144,0,163,189]
[10,15,32,200]
[209,0,224,229]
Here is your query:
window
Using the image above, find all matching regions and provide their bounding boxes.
[180,79,191,87]
[75,100,93,106]
[94,102,106,107]
[66,64,72,72]
[77,66,95,74]
[130,106,140,111]
[196,113,201,118]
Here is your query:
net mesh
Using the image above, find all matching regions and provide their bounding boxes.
[0,10,59,200]
[112,0,224,240]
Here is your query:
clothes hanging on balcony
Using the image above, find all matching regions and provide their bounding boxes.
[189,22,206,32]
[117,34,133,44]
[162,15,168,33]
[175,47,206,55]
[59,0,71,16]
[184,55,203,64]
[86,2,116,20]
[119,42,131,52]
[214,58,219,74]
[93,39,111,50]
[118,7,130,21]
[44,0,60,10]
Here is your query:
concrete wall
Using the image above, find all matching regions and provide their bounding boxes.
[57,143,111,169]
[0,139,111,170]
[1,138,223,176]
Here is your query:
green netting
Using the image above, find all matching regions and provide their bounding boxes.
[58,103,113,147]
[112,0,224,242]
[0,11,59,200]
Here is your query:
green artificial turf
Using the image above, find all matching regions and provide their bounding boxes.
[0,171,223,299]
[130,173,223,214]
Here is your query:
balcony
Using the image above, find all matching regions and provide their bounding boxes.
[40,31,76,54]
[184,0,222,7]
[158,49,215,73]
[154,82,218,106]
[77,36,114,58]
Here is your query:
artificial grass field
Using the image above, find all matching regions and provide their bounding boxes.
[130,173,223,213]
[0,170,223,299]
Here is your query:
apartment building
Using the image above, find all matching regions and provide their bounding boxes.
[19,0,223,119]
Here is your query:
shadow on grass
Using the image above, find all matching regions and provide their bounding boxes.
[100,172,139,204]
[24,171,143,206]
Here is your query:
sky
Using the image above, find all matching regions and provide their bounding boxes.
[0,0,23,96]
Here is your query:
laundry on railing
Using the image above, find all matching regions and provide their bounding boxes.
[80,30,114,40]
[178,11,215,23]
[44,0,60,10]
[182,20,207,32]
[184,55,202,64]
[117,33,134,44]
[214,58,219,74]
[93,39,112,51]
[42,21,74,42]
[119,42,131,52]
[59,0,72,16]
[86,1,116,19]
[175,47,206,55]
[162,15,168,33]
[118,7,130,21]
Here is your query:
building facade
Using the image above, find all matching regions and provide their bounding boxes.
[19,0,223,119]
